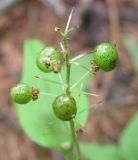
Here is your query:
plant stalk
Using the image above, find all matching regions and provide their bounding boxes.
[63,33,71,95]
[62,8,81,160]
[70,120,81,160]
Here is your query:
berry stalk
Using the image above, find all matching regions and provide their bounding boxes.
[61,8,81,160]
[70,119,81,160]
[63,32,71,95]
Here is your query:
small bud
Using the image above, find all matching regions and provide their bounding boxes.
[32,87,39,96]
[91,60,100,74]
[75,125,85,134]
[32,87,39,101]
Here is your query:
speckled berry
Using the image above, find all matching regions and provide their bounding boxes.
[93,43,118,72]
[36,46,61,73]
[10,83,32,104]
[52,94,77,121]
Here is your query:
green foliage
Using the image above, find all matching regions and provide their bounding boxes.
[14,39,92,150]
[12,37,138,160]
[80,111,138,160]
[80,114,138,160]
[80,143,119,160]
[119,112,138,160]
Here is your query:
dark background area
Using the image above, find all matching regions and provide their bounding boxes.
[0,0,138,159]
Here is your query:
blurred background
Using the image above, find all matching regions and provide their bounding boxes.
[0,0,138,159]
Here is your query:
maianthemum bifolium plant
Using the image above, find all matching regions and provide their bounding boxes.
[10,9,119,160]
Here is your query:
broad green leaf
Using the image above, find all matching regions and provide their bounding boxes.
[80,143,119,160]
[119,112,138,160]
[122,34,138,74]
[14,39,93,149]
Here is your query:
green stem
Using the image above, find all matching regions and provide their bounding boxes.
[70,120,81,160]
[62,8,81,160]
[63,145,74,160]
[63,33,71,95]
[63,32,80,160]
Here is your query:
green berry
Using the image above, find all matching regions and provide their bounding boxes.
[36,46,61,73]
[10,83,32,104]
[52,94,77,121]
[94,43,118,72]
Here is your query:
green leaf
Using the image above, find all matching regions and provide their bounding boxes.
[80,143,119,160]
[122,34,138,74]
[119,112,138,160]
[14,39,93,149]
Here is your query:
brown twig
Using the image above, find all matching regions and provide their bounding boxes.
[106,0,120,44]
[106,0,135,70]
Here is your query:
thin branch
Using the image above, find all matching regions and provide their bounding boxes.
[106,0,120,43]
[60,42,64,52]
[40,92,57,97]
[70,53,86,62]
[65,7,75,33]
[58,73,65,91]
[77,100,103,115]
[71,61,92,73]
[73,90,99,97]
[34,76,63,85]
[71,70,91,90]
[76,83,84,102]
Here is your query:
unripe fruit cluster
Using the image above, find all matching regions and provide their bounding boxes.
[10,43,119,121]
